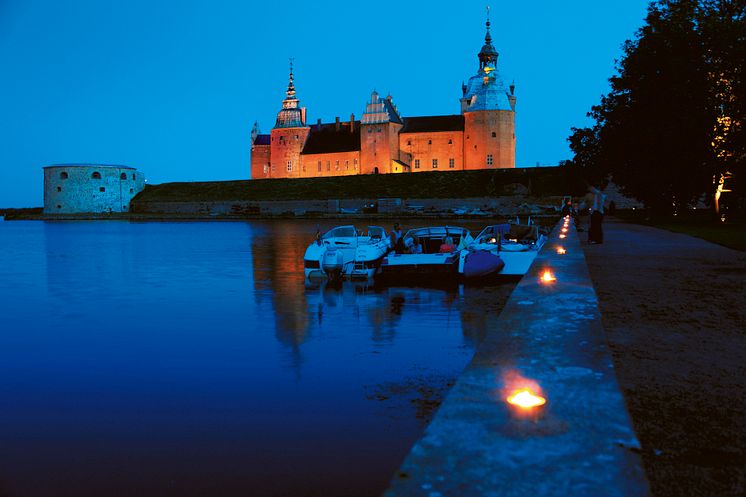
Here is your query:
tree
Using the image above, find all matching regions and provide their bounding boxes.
[567,0,743,214]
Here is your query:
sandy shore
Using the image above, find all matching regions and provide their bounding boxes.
[582,218,746,496]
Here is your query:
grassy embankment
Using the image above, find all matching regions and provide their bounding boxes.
[132,167,586,204]
[621,211,746,252]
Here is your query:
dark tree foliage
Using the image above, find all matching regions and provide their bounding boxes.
[567,0,745,213]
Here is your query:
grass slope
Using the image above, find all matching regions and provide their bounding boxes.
[134,167,585,203]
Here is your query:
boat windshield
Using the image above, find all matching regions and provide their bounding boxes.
[476,224,539,243]
[322,226,357,239]
[475,224,510,243]
[367,226,386,240]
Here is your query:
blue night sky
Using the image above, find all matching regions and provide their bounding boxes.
[0,0,651,207]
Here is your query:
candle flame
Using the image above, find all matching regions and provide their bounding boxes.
[507,388,547,408]
[557,247,566,255]
[541,270,556,283]
[559,234,566,239]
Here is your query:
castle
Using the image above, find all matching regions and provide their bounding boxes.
[250,14,516,180]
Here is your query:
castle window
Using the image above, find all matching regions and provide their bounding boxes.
[120,173,127,180]
[99,187,106,192]
[486,154,494,166]
[326,161,330,171]
[353,159,358,168]
[448,139,453,144]
[449,158,455,169]
[132,173,136,180]
[60,172,68,180]
[492,132,497,138]
[432,159,438,169]
[130,188,134,193]
[287,161,292,172]
[317,161,322,172]
[302,163,306,172]
[335,160,339,170]
[295,135,299,140]
[428,140,432,145]
[57,205,61,209]
[345,160,349,170]
[414,159,420,169]
[92,171,101,179]
[407,140,411,146]
[57,186,62,192]
[264,165,269,174]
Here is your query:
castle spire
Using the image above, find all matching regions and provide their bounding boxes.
[274,57,306,128]
[286,57,296,100]
[485,6,492,45]
[478,6,498,71]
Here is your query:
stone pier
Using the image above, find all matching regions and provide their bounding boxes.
[383,219,649,496]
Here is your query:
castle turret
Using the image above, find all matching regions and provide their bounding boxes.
[360,91,404,174]
[270,60,311,178]
[461,9,516,169]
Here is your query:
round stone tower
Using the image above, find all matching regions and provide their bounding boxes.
[43,164,146,214]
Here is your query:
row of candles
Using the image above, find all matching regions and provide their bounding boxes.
[506,215,572,411]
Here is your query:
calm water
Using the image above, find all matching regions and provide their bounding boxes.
[0,219,514,497]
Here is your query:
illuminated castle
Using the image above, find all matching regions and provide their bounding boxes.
[250,14,516,179]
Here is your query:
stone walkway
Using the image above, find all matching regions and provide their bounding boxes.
[582,219,746,497]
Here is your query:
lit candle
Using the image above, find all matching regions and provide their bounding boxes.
[559,234,566,239]
[540,270,556,283]
[507,388,547,409]
[556,247,566,255]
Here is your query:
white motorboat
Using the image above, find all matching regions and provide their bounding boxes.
[470,222,547,277]
[378,226,504,283]
[304,225,390,281]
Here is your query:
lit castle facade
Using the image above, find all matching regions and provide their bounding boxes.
[250,15,516,179]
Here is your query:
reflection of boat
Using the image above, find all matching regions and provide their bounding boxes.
[304,225,390,281]
[378,226,504,283]
[470,222,547,277]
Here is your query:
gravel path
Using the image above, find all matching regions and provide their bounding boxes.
[582,219,746,497]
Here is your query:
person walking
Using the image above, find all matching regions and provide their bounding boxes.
[588,186,607,244]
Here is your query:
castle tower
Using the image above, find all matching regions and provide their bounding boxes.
[270,60,310,178]
[461,10,516,169]
[360,91,404,174]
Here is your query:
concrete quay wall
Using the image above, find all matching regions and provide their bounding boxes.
[383,220,649,496]
[131,195,564,217]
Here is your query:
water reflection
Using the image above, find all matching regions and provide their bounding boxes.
[0,219,514,497]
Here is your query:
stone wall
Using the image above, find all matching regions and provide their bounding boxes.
[132,195,565,217]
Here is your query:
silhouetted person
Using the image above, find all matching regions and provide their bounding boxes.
[588,186,607,244]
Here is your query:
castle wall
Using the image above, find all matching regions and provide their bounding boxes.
[43,165,145,214]
[463,110,515,169]
[251,144,271,179]
[301,151,361,177]
[269,127,310,179]
[400,131,464,172]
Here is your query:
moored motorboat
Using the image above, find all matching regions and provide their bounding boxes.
[470,222,547,277]
[304,225,390,281]
[378,226,504,283]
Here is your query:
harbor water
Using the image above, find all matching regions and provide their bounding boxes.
[0,219,515,497]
